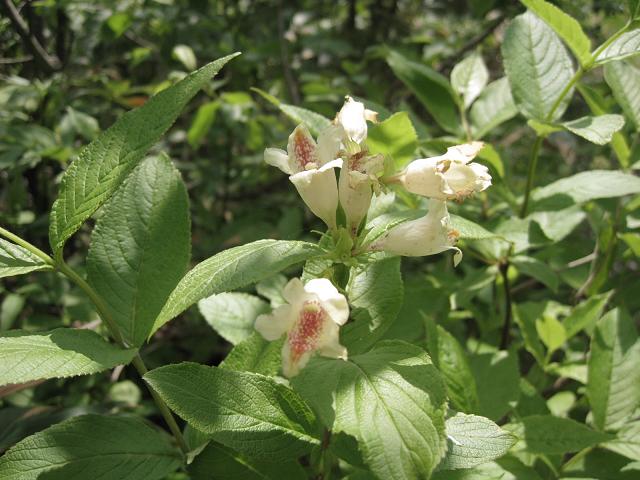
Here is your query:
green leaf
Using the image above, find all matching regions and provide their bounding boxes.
[587,308,640,430]
[526,119,563,137]
[152,240,321,336]
[48,53,239,253]
[433,456,543,480]
[0,414,181,480]
[189,442,307,480]
[533,170,640,205]
[511,255,559,292]
[0,238,52,278]
[385,49,461,135]
[470,77,518,139]
[630,0,640,18]
[594,29,640,65]
[502,12,575,121]
[251,87,330,136]
[520,0,592,66]
[367,112,418,169]
[144,362,319,459]
[450,53,489,108]
[292,341,448,480]
[602,420,640,461]
[561,114,625,145]
[535,313,566,354]
[187,101,220,147]
[86,155,190,346]
[219,332,282,376]
[518,415,612,454]
[563,292,611,339]
[450,214,503,241]
[469,350,520,421]
[172,44,197,71]
[198,292,269,345]
[0,329,136,387]
[514,302,547,366]
[341,257,403,354]
[604,61,640,131]
[439,413,516,470]
[426,320,479,413]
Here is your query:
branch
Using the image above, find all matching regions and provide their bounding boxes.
[1,0,61,72]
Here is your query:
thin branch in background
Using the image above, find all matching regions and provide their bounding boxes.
[440,13,506,74]
[0,55,33,64]
[499,261,513,350]
[277,1,300,104]
[1,0,61,73]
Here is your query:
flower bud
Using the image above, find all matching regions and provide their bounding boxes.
[335,96,378,145]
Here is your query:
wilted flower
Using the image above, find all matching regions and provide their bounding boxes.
[255,277,349,377]
[335,95,378,145]
[265,124,343,229]
[372,199,462,265]
[394,142,491,201]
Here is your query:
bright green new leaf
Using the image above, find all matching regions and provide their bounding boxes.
[152,239,321,335]
[0,414,181,480]
[426,320,479,413]
[527,119,563,137]
[252,87,330,136]
[470,77,518,139]
[49,53,239,253]
[439,413,516,470]
[502,12,574,121]
[385,49,461,135]
[87,155,190,346]
[563,292,611,339]
[292,341,448,480]
[219,332,282,376]
[341,257,403,354]
[367,112,418,169]
[533,170,640,205]
[187,101,220,147]
[198,292,269,345]
[593,29,640,66]
[518,415,612,454]
[562,114,625,145]
[587,308,640,430]
[0,238,52,278]
[189,442,307,480]
[144,362,319,459]
[535,313,566,354]
[450,214,503,241]
[605,61,640,131]
[0,329,137,387]
[520,0,592,66]
[450,53,489,108]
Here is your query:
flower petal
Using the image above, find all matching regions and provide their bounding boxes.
[287,124,319,172]
[317,124,343,166]
[336,96,372,144]
[317,320,348,360]
[304,278,350,326]
[282,277,306,305]
[255,304,295,341]
[444,141,484,163]
[264,148,292,174]
[290,168,339,230]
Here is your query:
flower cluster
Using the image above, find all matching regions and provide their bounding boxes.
[256,97,491,377]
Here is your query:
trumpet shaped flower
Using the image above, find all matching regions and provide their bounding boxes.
[396,142,491,201]
[255,277,349,377]
[335,95,378,145]
[339,152,385,234]
[373,199,462,265]
[265,124,343,229]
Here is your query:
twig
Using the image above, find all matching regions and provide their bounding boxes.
[1,0,61,72]
[499,261,513,350]
[0,55,33,64]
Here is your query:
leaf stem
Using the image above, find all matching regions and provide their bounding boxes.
[0,226,55,266]
[519,135,543,218]
[0,226,189,456]
[499,261,513,350]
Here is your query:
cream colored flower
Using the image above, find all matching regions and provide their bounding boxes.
[373,199,462,265]
[255,278,349,377]
[396,142,491,200]
[335,96,378,145]
[265,124,343,229]
[339,152,385,234]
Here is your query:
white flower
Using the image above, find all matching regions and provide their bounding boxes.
[265,124,343,229]
[373,199,462,265]
[338,152,385,234]
[397,142,491,200]
[335,96,378,145]
[255,277,349,377]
